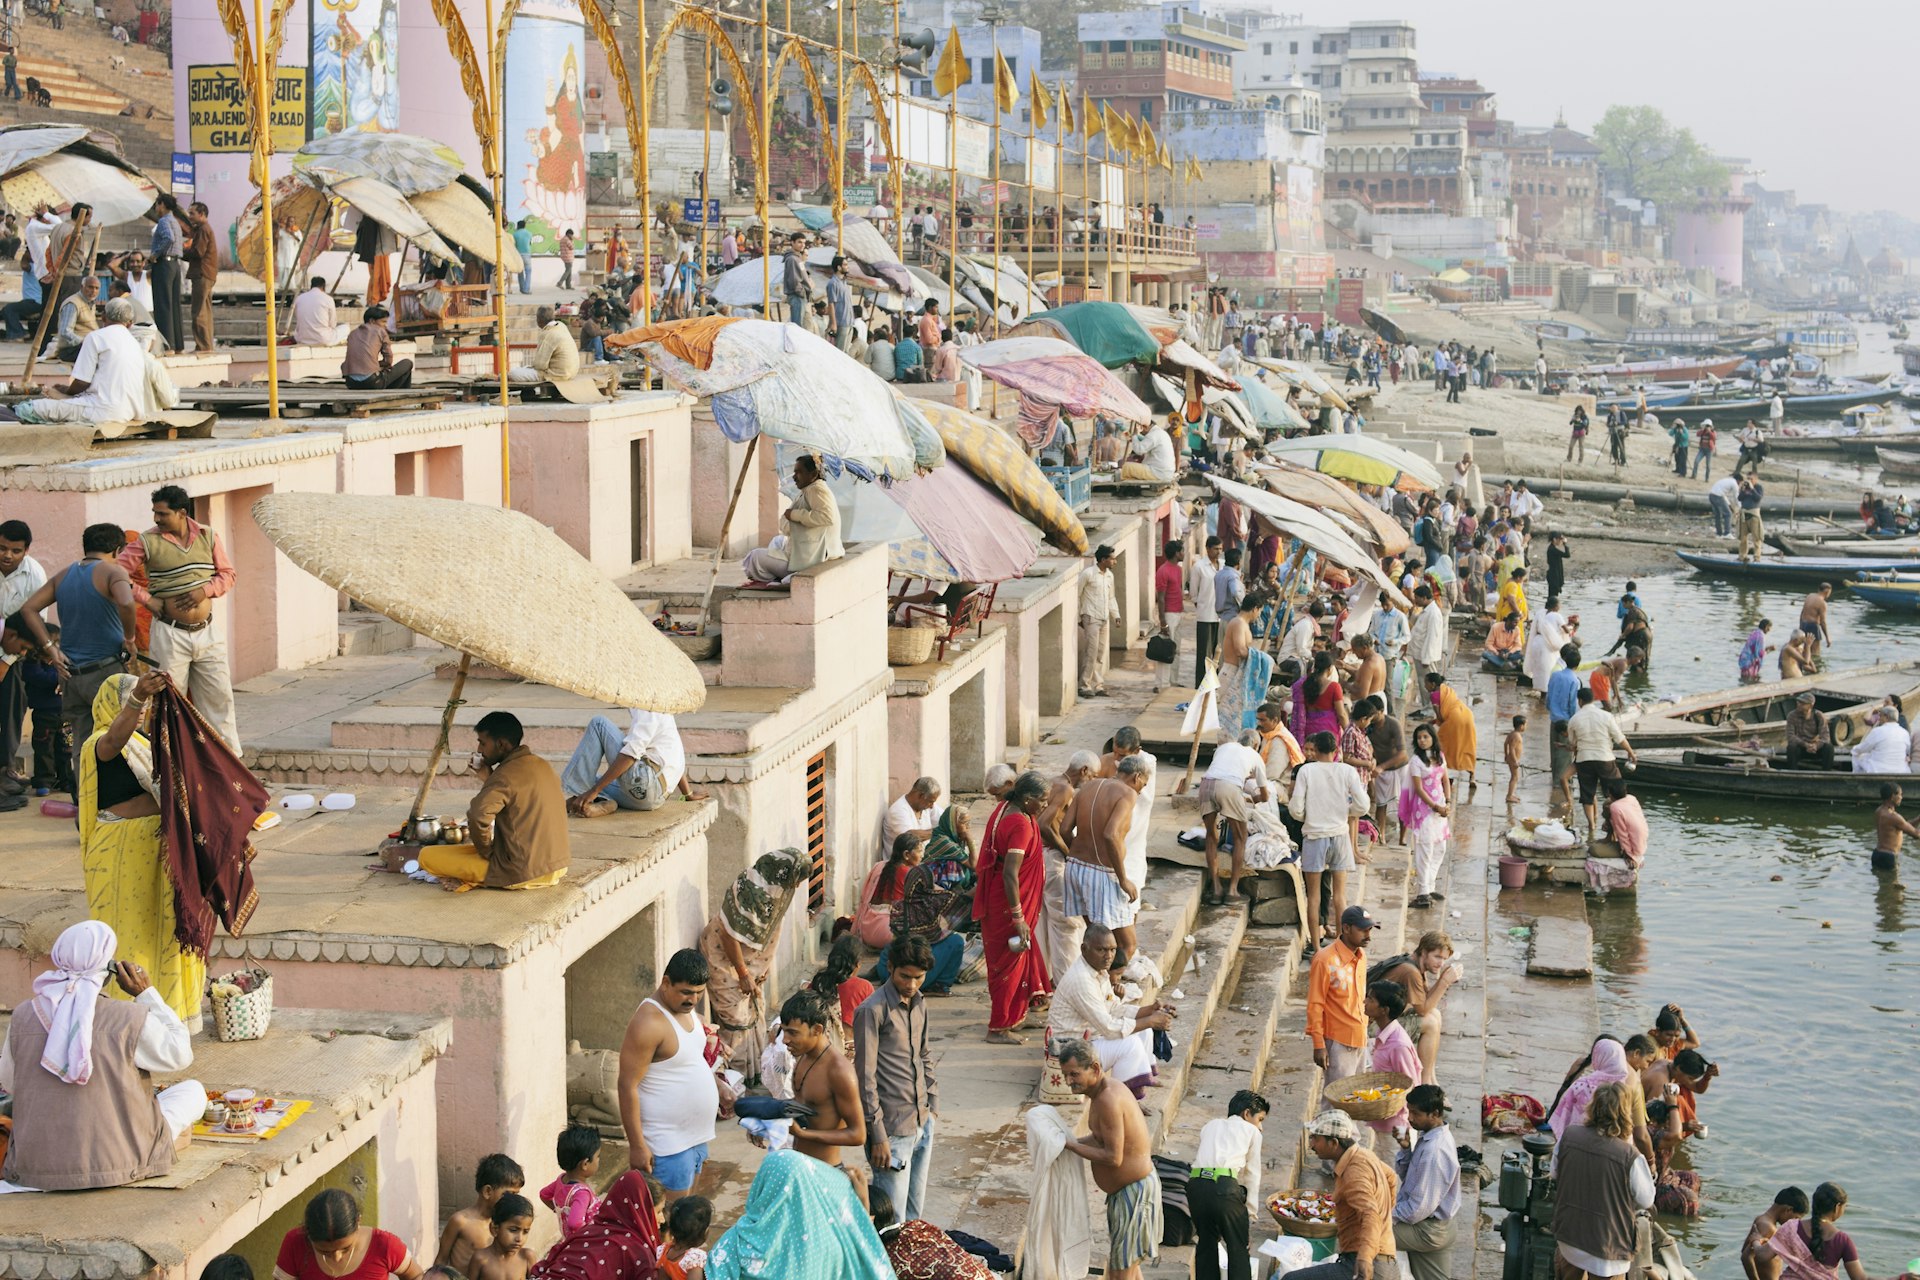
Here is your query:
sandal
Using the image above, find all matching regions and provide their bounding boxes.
[1410,894,1433,909]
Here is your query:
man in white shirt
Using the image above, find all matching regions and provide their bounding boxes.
[1277,600,1321,669]
[744,453,844,582]
[881,776,946,857]
[1049,923,1174,1093]
[1189,536,1222,687]
[1201,729,1270,904]
[1408,584,1447,695]
[1850,706,1909,776]
[561,708,707,816]
[1706,472,1738,538]
[1768,393,1784,430]
[1188,1089,1268,1280]
[1567,687,1635,842]
[1119,419,1176,484]
[1079,544,1120,698]
[287,276,338,345]
[5,299,149,425]
[1507,480,1544,528]
[1288,729,1368,949]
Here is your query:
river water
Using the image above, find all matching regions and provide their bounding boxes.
[1549,572,1920,1271]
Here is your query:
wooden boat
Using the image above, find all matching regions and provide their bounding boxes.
[1625,747,1917,804]
[1778,533,1920,557]
[1683,383,1900,416]
[1877,446,1920,480]
[1614,658,1920,747]
[1579,356,1743,382]
[1845,577,1920,611]
[1674,550,1920,582]
[1765,429,1920,458]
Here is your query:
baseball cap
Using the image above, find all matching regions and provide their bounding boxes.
[1340,904,1381,931]
[1307,1109,1357,1142]
[1796,691,1816,705]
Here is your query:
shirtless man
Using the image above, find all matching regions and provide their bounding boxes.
[1215,596,1255,744]
[1057,1038,1161,1280]
[1065,757,1151,961]
[1872,782,1914,872]
[777,990,867,1172]
[617,949,736,1194]
[1779,628,1815,679]
[1363,698,1410,843]
[1798,583,1832,658]
[1348,633,1385,708]
[1039,751,1099,975]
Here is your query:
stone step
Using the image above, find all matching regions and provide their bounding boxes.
[1142,896,1248,1142]
[337,611,417,658]
[329,704,595,753]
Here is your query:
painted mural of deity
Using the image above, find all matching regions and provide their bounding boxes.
[311,0,400,136]
[503,0,587,252]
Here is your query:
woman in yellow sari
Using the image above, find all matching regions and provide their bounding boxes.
[79,671,204,1030]
[1422,670,1479,801]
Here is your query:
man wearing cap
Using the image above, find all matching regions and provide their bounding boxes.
[1291,1109,1397,1280]
[1305,905,1377,1085]
[342,306,412,389]
[1784,692,1833,770]
[1850,705,1909,774]
[1078,545,1120,699]
[1391,1084,1461,1280]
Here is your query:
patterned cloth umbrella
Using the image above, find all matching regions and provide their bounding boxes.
[606,317,937,478]
[0,124,92,175]
[1262,433,1444,493]
[291,131,465,196]
[912,398,1087,554]
[959,336,1153,434]
[1210,475,1408,604]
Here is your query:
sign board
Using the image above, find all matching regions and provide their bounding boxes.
[982,182,1012,207]
[952,116,991,179]
[681,197,722,226]
[170,153,196,199]
[1335,277,1366,326]
[187,65,306,152]
[1027,139,1057,191]
[1099,162,1125,234]
[845,184,879,207]
[891,98,949,171]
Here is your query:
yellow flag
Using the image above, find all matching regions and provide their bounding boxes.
[933,26,971,98]
[1141,120,1159,159]
[1059,90,1076,135]
[1186,156,1202,183]
[1101,103,1122,150]
[1159,143,1173,173]
[1085,96,1103,140]
[993,49,1018,113]
[1029,71,1051,131]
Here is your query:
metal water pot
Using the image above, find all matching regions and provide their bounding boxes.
[403,815,442,845]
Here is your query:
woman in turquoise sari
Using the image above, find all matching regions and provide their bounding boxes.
[705,1150,893,1280]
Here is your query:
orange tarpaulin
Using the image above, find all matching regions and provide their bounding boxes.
[605,315,739,367]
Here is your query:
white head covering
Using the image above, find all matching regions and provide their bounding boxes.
[30,920,118,1085]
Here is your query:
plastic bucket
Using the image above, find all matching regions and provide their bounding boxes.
[1498,855,1531,889]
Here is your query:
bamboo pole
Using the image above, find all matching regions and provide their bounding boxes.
[989,25,1001,337]
[890,0,903,264]
[698,433,759,634]
[1054,106,1065,300]
[759,0,770,320]
[1022,96,1033,308]
[410,651,471,822]
[701,40,712,272]
[945,80,957,322]
[487,0,509,509]
[1080,129,1089,299]
[21,206,89,384]
[253,0,279,420]
[833,0,844,249]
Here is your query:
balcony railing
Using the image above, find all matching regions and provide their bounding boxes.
[907,215,1199,264]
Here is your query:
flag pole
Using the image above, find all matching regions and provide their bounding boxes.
[990,27,1002,337]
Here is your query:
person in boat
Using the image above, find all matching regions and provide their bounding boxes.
[1872,782,1914,873]
[1784,691,1835,770]
[1481,613,1525,675]
[1849,707,1909,775]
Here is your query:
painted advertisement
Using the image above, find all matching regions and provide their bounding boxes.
[309,0,400,137]
[504,0,587,254]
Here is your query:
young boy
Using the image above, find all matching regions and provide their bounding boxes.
[436,1152,526,1271]
[1741,1187,1810,1280]
[1186,1089,1268,1280]
[541,1124,603,1241]
[659,1195,714,1280]
[1873,782,1915,871]
[464,1193,537,1280]
[19,623,68,795]
[1504,714,1527,805]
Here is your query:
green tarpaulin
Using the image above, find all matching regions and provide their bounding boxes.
[1022,302,1162,369]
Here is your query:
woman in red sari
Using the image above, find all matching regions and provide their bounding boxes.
[528,1170,660,1280]
[972,771,1053,1045]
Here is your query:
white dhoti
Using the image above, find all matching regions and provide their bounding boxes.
[1040,848,1083,978]
[743,536,792,584]
[1093,1029,1156,1084]
[506,366,543,384]
[158,1079,206,1138]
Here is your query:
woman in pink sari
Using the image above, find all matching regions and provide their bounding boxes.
[972,771,1052,1045]
[1547,1037,1630,1140]
[1755,1183,1871,1280]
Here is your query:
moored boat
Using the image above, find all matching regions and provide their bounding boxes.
[1578,356,1744,383]
[1764,430,1920,458]
[1844,577,1920,612]
[1674,550,1920,582]
[1778,533,1920,557]
[1625,747,1917,804]
[1876,446,1920,480]
[1615,659,1920,747]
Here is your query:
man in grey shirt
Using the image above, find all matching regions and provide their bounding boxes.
[852,934,938,1221]
[866,322,897,382]
[826,255,852,351]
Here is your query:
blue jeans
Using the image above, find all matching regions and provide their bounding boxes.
[561,714,666,810]
[1708,492,1732,537]
[869,1116,935,1222]
[1691,446,1713,480]
[785,292,809,326]
[518,265,532,294]
[873,930,965,990]
[652,1141,708,1192]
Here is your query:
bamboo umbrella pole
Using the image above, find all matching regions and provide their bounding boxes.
[759,0,770,320]
[989,25,1001,337]
[253,0,279,419]
[698,433,760,634]
[21,206,88,384]
[411,652,471,823]
[701,41,712,272]
[945,82,956,322]
[488,0,508,434]
[833,0,844,248]
[1053,106,1064,297]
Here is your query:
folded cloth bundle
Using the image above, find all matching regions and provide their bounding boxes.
[732,1095,817,1121]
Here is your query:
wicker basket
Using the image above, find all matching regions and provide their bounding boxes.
[207,968,274,1042]
[887,626,937,666]
[1267,1190,1338,1238]
[1323,1070,1413,1121]
[666,631,721,662]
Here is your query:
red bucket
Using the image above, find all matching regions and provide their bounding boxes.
[1498,856,1530,890]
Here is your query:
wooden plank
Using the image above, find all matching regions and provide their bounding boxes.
[1526,916,1594,979]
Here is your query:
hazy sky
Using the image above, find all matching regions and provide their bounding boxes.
[1259,1,1916,216]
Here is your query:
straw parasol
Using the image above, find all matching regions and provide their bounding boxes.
[412,178,524,272]
[251,493,705,821]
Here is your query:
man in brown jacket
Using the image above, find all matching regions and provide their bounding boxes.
[1551,1082,1654,1280]
[1291,1109,1399,1280]
[422,711,570,891]
[183,200,218,351]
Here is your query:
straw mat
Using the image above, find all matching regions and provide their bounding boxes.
[251,494,705,713]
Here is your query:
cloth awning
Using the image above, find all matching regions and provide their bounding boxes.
[1210,475,1408,605]
[960,336,1152,424]
[1261,433,1443,493]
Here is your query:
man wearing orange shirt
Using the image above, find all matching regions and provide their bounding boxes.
[1306,905,1377,1085]
[916,300,943,351]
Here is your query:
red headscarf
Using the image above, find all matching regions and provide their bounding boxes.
[530,1171,661,1280]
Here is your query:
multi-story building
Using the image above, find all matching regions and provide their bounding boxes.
[1501,116,1604,249]
[1076,2,1246,130]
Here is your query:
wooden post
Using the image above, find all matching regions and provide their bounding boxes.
[697,433,761,635]
[21,206,91,384]
[410,651,472,822]
[1173,679,1214,796]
